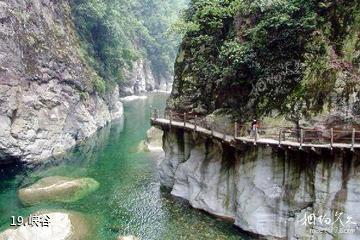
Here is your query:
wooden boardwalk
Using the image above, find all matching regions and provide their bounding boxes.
[151,117,360,152]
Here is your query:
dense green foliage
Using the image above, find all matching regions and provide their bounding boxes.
[170,0,359,121]
[70,0,186,92]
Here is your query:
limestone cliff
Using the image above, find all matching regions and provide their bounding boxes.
[121,59,172,96]
[69,0,183,97]
[159,128,360,239]
[0,0,123,163]
[167,0,359,127]
[160,2,360,236]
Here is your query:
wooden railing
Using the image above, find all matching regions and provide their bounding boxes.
[150,109,360,151]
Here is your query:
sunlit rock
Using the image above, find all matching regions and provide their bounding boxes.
[117,235,140,240]
[18,176,99,205]
[136,127,163,153]
[0,211,90,240]
[136,140,149,152]
[145,127,163,152]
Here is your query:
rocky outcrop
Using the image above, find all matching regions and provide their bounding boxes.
[0,0,123,163]
[18,176,99,205]
[121,59,172,96]
[159,128,360,239]
[137,127,163,153]
[0,211,91,240]
[144,127,163,152]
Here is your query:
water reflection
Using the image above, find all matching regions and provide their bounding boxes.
[0,93,249,240]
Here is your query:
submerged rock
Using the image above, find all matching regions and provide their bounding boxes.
[18,176,99,205]
[0,211,90,240]
[117,235,140,240]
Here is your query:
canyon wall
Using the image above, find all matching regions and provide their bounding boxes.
[0,0,123,163]
[159,128,360,239]
[121,59,172,96]
[159,1,359,239]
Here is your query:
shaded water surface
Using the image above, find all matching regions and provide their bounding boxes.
[0,93,248,240]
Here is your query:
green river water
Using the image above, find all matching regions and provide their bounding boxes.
[0,93,249,240]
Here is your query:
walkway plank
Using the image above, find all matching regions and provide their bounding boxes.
[151,118,360,150]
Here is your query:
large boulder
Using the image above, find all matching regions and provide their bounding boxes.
[145,127,163,152]
[0,211,90,240]
[18,176,99,205]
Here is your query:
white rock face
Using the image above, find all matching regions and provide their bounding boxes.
[122,59,172,95]
[0,211,90,240]
[144,127,163,152]
[0,0,124,163]
[0,80,123,163]
[159,129,360,240]
[132,59,156,93]
[117,235,140,240]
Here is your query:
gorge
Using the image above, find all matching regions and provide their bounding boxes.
[0,0,184,163]
[0,0,359,239]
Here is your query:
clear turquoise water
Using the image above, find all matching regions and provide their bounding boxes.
[0,93,248,240]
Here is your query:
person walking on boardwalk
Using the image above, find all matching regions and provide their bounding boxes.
[250,119,259,139]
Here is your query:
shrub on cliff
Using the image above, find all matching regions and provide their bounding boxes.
[170,0,359,122]
[71,0,187,90]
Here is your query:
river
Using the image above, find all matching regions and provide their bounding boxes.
[0,93,249,240]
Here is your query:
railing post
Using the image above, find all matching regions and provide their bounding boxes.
[169,110,172,126]
[330,128,334,149]
[254,127,258,145]
[184,113,186,127]
[154,108,158,120]
[194,115,197,131]
[223,132,226,141]
[300,129,304,149]
[234,122,238,138]
[278,128,282,147]
[352,128,355,151]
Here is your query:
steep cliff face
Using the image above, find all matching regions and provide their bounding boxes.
[0,0,123,163]
[70,0,185,96]
[159,1,360,238]
[121,59,172,96]
[159,128,360,239]
[167,0,359,126]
